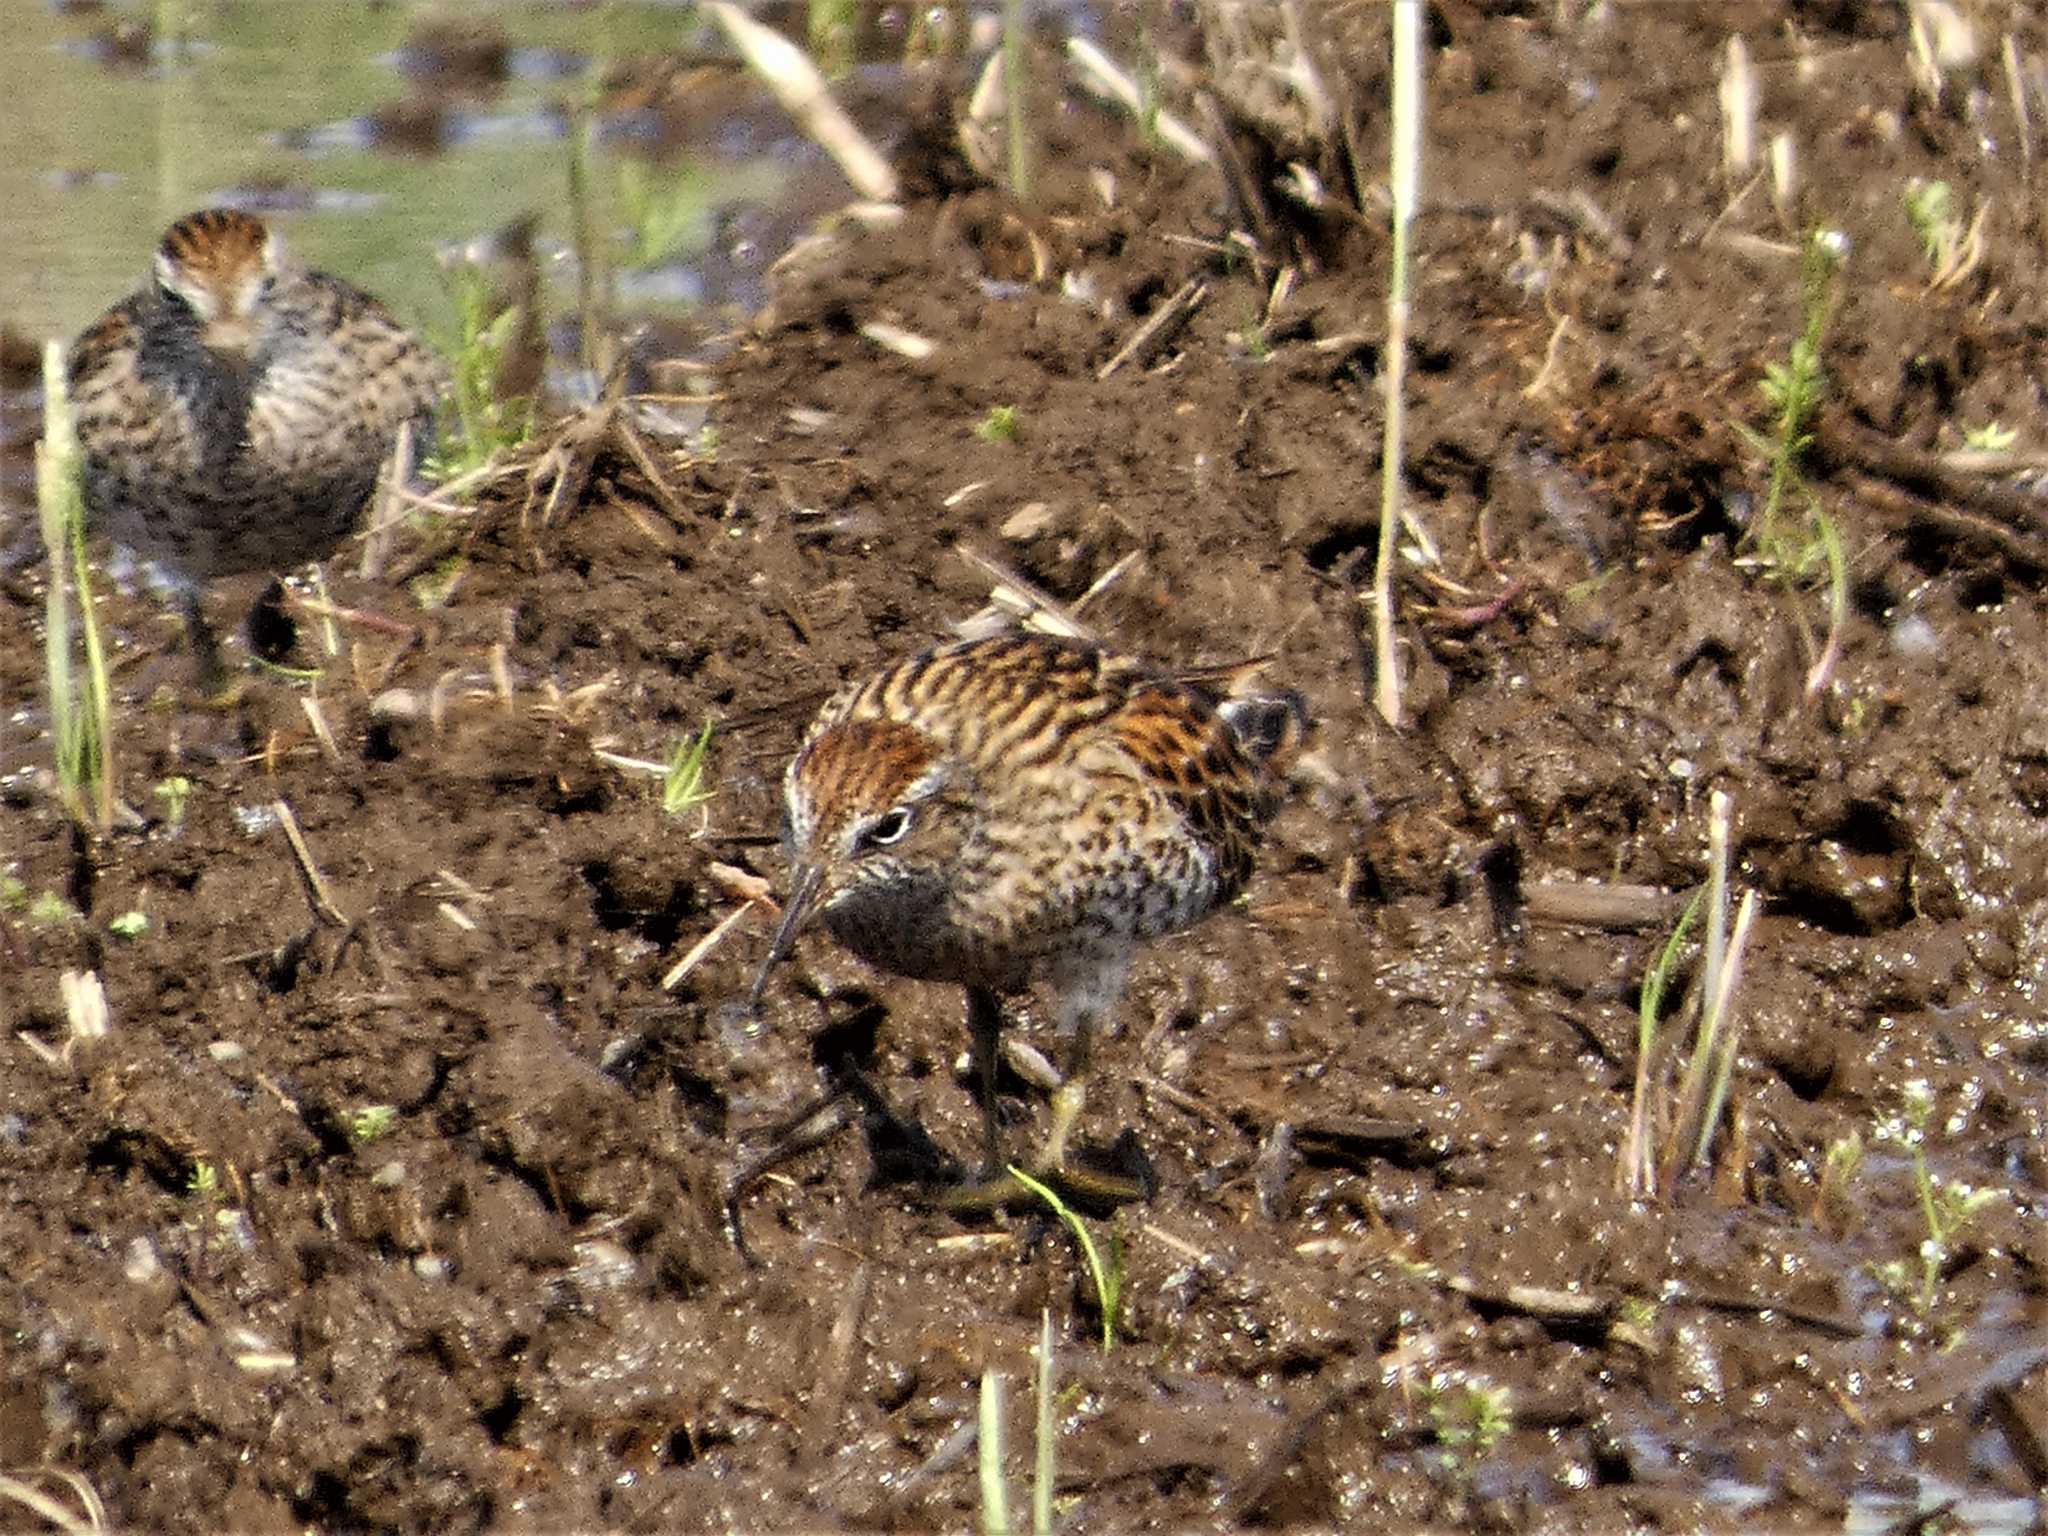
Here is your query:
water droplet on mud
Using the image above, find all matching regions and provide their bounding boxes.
[714,998,764,1054]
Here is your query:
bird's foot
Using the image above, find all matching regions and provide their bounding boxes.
[940,1085,1151,1213]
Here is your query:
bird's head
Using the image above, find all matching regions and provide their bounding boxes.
[152,208,291,358]
[747,716,968,1008]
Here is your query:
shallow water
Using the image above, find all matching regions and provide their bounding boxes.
[0,1,769,350]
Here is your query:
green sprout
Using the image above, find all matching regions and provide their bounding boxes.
[1903,178,1956,268]
[107,911,148,940]
[1961,421,2017,451]
[1424,1374,1514,1469]
[1902,177,1986,288]
[1621,793,1760,1198]
[188,1160,223,1204]
[425,264,535,484]
[1870,1082,2005,1318]
[661,719,718,820]
[348,1105,398,1144]
[409,552,467,611]
[1734,230,1851,702]
[1607,1294,1659,1354]
[1008,1168,1123,1351]
[1743,230,1839,556]
[975,405,1020,444]
[1136,29,1164,149]
[1620,886,1701,1197]
[152,776,194,831]
[27,891,77,928]
[1813,1128,1864,1227]
[1237,306,1273,362]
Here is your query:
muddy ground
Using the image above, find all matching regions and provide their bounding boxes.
[5,2,2048,1530]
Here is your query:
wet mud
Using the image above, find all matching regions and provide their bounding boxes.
[3,3,2047,1530]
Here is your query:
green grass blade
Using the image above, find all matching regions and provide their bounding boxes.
[1622,885,1703,1196]
[1008,1167,1121,1351]
[979,1369,1009,1536]
[37,339,113,831]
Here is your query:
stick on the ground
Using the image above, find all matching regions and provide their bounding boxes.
[1097,279,1207,380]
[274,800,349,926]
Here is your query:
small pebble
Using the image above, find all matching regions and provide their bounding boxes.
[1889,615,1938,658]
[123,1236,162,1284]
[369,688,423,721]
[232,804,279,838]
[569,1239,639,1292]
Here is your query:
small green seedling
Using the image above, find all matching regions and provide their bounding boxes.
[1748,259,1828,554]
[1962,421,2017,451]
[426,264,535,484]
[1732,230,1850,701]
[1901,177,1986,289]
[188,1160,223,1204]
[1813,1128,1863,1225]
[1870,1081,2006,1319]
[1009,1168,1123,1351]
[1620,886,1702,1197]
[662,719,717,820]
[807,0,857,78]
[1607,1295,1659,1354]
[28,891,77,928]
[975,405,1020,444]
[152,776,193,831]
[1237,307,1273,361]
[1903,179,1956,267]
[1424,1374,1514,1470]
[1735,229,1842,553]
[1618,1296,1658,1330]
[107,911,148,940]
[348,1105,398,1144]
[409,553,467,611]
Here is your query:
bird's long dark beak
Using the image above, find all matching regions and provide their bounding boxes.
[747,862,824,1015]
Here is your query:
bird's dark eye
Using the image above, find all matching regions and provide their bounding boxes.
[859,807,914,850]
